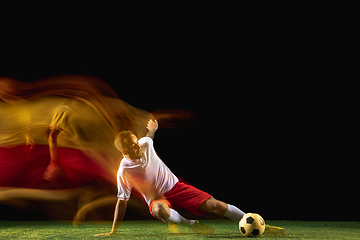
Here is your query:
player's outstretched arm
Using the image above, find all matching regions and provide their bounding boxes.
[94,200,127,236]
[44,128,62,181]
[146,119,158,139]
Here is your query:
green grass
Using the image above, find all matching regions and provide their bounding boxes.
[0,220,359,239]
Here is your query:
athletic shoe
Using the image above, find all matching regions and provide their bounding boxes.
[188,220,215,235]
[264,224,287,237]
[168,222,180,234]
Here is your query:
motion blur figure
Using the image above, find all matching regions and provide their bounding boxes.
[0,76,153,219]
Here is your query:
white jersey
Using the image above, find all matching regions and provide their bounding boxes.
[117,137,178,206]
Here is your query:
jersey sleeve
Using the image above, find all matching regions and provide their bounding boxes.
[138,137,153,148]
[117,168,132,201]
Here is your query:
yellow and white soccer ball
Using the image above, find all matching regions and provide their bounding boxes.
[239,213,265,237]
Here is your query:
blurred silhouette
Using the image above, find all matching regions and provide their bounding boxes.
[0,75,154,220]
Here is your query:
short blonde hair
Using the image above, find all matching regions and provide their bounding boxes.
[114,131,134,151]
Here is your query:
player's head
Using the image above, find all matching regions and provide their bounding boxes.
[115,131,143,159]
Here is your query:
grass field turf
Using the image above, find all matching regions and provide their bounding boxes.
[1,220,359,239]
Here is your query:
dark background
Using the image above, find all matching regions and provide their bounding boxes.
[1,9,356,221]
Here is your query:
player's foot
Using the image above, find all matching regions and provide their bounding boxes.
[188,220,215,235]
[264,224,287,237]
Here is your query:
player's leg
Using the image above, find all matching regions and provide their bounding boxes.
[199,197,245,221]
[151,200,195,225]
[151,200,170,219]
[151,200,215,235]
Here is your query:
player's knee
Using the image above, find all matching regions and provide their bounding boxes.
[208,199,228,215]
[215,201,228,215]
[152,202,170,219]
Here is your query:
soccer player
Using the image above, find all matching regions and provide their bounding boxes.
[95,119,246,236]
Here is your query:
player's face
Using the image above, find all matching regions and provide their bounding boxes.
[126,134,143,159]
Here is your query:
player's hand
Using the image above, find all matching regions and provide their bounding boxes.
[43,162,63,181]
[146,119,158,131]
[94,231,115,236]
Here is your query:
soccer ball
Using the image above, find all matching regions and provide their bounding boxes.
[239,213,265,237]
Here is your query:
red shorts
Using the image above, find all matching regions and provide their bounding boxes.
[0,144,112,189]
[149,181,212,219]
